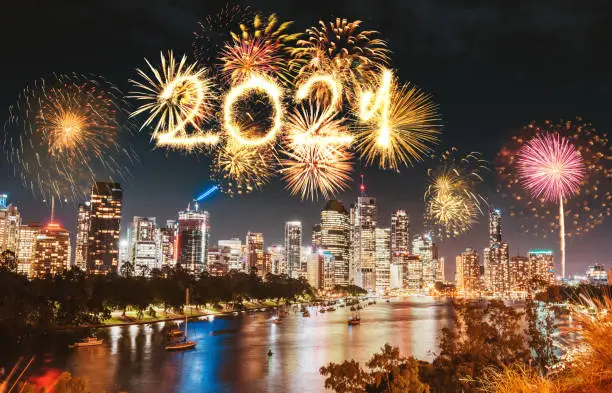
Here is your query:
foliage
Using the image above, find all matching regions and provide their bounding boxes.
[332,284,367,297]
[0,267,314,343]
[479,365,557,393]
[0,250,17,273]
[536,284,612,304]
[320,344,429,393]
[524,297,557,374]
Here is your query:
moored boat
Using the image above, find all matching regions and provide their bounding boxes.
[69,337,103,348]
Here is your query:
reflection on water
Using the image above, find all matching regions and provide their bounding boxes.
[20,297,453,393]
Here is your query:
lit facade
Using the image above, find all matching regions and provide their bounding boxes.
[177,204,209,274]
[246,232,264,275]
[32,222,71,277]
[131,216,159,274]
[456,248,480,296]
[267,245,286,275]
[509,256,530,293]
[375,227,391,293]
[160,220,178,267]
[285,221,302,278]
[320,200,350,286]
[87,182,122,274]
[484,242,510,295]
[586,264,607,285]
[528,249,555,286]
[0,197,21,253]
[219,238,244,272]
[74,202,90,270]
[17,223,41,277]
[390,210,411,261]
[412,233,438,289]
[351,196,377,290]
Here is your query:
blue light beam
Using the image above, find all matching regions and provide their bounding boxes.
[195,185,219,202]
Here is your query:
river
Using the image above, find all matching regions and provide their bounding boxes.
[14,297,454,393]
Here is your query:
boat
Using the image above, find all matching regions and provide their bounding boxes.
[165,288,196,351]
[328,307,336,312]
[279,310,289,317]
[69,336,103,348]
[348,317,361,325]
[167,328,184,337]
[302,309,310,317]
[273,318,282,324]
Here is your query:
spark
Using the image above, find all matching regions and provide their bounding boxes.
[129,51,218,150]
[355,70,441,170]
[517,133,586,202]
[223,74,283,147]
[280,143,353,201]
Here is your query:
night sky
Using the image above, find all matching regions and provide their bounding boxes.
[2,0,611,277]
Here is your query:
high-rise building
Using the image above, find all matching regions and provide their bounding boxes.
[528,249,555,286]
[484,242,510,295]
[375,227,391,293]
[351,196,377,290]
[246,232,264,275]
[391,210,411,261]
[320,200,350,286]
[586,263,607,285]
[207,246,229,276]
[413,233,438,289]
[177,204,209,274]
[74,202,90,270]
[32,222,71,277]
[17,223,41,277]
[489,207,502,244]
[219,238,244,272]
[267,245,286,275]
[160,220,178,267]
[87,182,122,274]
[509,256,530,293]
[307,250,334,291]
[285,221,302,277]
[437,257,445,282]
[0,196,21,253]
[456,248,481,296]
[130,216,159,274]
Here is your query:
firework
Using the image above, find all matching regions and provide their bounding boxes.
[496,118,611,240]
[355,70,441,170]
[223,74,283,147]
[285,104,352,147]
[231,13,300,46]
[425,150,488,239]
[211,139,275,196]
[280,143,353,201]
[517,134,586,202]
[193,4,254,70]
[292,18,390,93]
[129,51,218,150]
[3,74,137,201]
[219,36,291,85]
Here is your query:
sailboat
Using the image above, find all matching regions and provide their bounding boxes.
[348,309,361,326]
[165,288,197,351]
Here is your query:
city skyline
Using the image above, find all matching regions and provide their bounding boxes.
[0,0,610,276]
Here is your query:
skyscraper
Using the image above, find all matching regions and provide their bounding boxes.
[390,210,411,261]
[285,221,302,278]
[351,196,377,290]
[130,216,159,274]
[246,232,264,275]
[456,248,480,296]
[17,223,41,277]
[489,207,502,244]
[509,255,530,293]
[528,249,555,286]
[32,222,71,277]
[267,245,286,275]
[219,238,244,272]
[413,233,438,289]
[375,227,391,293]
[87,182,122,274]
[74,202,90,270]
[320,200,350,286]
[177,204,209,274]
[160,220,178,267]
[0,195,21,253]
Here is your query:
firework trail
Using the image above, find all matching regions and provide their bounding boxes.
[517,133,586,278]
[354,71,441,170]
[424,149,488,239]
[129,51,218,151]
[496,118,611,276]
[3,73,138,202]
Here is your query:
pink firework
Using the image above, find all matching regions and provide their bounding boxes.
[517,133,586,202]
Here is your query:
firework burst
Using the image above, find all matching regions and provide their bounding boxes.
[425,149,488,239]
[3,74,137,201]
[211,138,275,197]
[129,51,217,150]
[517,133,586,202]
[496,118,611,239]
[219,36,292,85]
[292,18,390,93]
[354,72,441,170]
[280,143,353,201]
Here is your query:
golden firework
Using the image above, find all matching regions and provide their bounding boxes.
[129,51,218,150]
[231,13,300,45]
[355,70,440,170]
[285,102,352,148]
[425,150,488,239]
[292,18,390,92]
[280,142,353,201]
[211,139,275,196]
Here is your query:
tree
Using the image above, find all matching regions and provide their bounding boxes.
[525,297,558,374]
[0,250,17,273]
[120,261,135,278]
[320,344,430,393]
